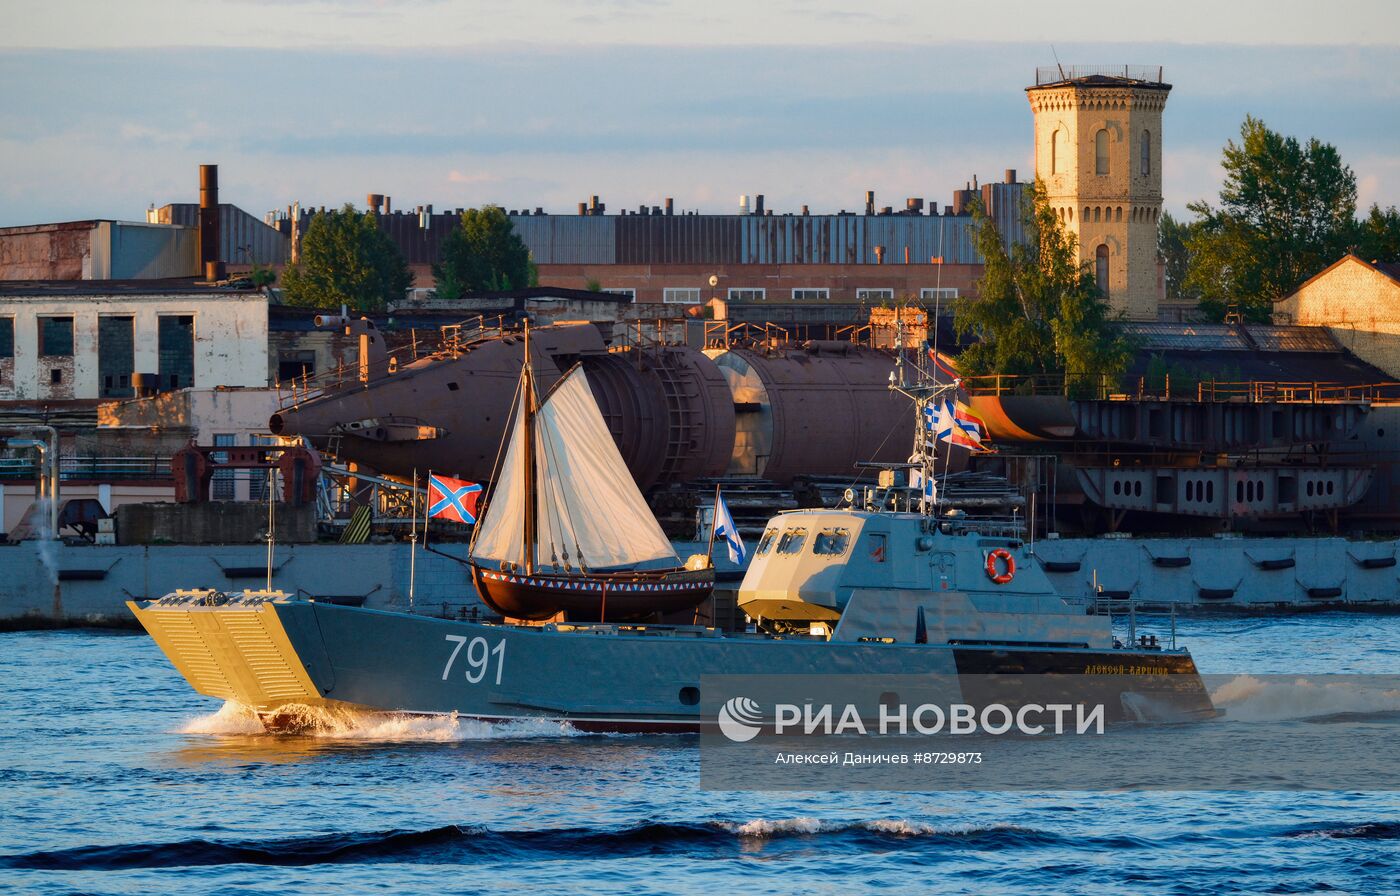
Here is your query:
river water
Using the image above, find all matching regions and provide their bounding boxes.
[1,614,1398,895]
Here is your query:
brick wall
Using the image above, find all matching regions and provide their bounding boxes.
[1276,257,1400,378]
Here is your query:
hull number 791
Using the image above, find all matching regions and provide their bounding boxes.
[441,635,506,684]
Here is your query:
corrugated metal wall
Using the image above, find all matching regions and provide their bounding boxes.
[512,215,618,264]
[523,212,1000,266]
[290,183,1028,268]
[160,204,289,265]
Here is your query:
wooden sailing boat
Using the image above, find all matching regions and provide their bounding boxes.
[468,324,714,621]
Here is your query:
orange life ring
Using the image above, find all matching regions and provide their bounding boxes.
[986,548,1015,584]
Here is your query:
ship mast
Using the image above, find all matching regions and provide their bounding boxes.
[522,321,537,575]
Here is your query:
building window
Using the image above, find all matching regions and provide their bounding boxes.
[1095,129,1109,176]
[728,288,765,302]
[606,288,635,300]
[158,314,195,390]
[278,351,316,384]
[856,288,894,301]
[663,287,702,304]
[920,288,959,300]
[1052,129,1065,174]
[98,316,135,399]
[1095,244,1110,298]
[0,317,13,358]
[1140,130,1151,176]
[791,288,829,301]
[39,316,74,356]
[212,433,236,501]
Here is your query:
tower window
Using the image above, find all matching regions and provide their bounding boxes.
[1095,244,1110,298]
[1140,130,1151,176]
[1095,129,1109,176]
[1052,129,1066,174]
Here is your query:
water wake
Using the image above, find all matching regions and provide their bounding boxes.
[1209,675,1400,723]
[178,701,586,742]
[1285,821,1400,840]
[0,820,1066,870]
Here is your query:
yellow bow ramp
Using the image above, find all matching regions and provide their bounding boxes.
[127,591,322,710]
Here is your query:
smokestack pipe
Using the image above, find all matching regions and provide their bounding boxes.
[665,197,674,216]
[198,164,224,281]
[1004,169,1016,184]
[865,190,875,216]
[755,194,764,215]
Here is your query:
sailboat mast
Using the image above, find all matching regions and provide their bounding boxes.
[522,321,537,575]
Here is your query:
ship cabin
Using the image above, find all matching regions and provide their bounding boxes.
[736,509,1114,648]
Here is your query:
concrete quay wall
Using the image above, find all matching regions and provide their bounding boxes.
[0,535,1395,626]
[0,541,483,625]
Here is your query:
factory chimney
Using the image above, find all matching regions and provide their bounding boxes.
[865,190,875,216]
[198,164,224,281]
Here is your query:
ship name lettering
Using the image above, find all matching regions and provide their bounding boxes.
[1084,664,1167,675]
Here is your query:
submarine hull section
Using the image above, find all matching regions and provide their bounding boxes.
[710,342,960,483]
[270,325,734,489]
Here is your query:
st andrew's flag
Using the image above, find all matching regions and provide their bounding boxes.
[428,474,482,524]
[713,490,747,565]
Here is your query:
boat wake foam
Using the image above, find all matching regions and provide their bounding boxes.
[178,701,588,742]
[1209,675,1400,723]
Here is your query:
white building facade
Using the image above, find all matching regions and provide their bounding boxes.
[0,287,270,401]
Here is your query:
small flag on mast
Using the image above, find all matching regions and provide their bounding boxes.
[427,474,482,524]
[713,490,747,565]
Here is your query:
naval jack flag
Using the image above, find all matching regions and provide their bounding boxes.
[427,473,482,524]
[713,490,747,565]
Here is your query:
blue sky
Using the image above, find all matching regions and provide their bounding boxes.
[2,1,1398,227]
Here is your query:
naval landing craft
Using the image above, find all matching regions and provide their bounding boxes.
[130,502,1215,731]
[131,337,1214,730]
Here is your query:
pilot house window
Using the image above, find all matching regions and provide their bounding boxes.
[813,528,851,555]
[756,528,779,555]
[776,528,808,555]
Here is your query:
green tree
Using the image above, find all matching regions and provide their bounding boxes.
[954,181,1133,392]
[281,204,410,311]
[1185,116,1358,321]
[432,206,537,299]
[1158,210,1199,302]
[1356,203,1400,262]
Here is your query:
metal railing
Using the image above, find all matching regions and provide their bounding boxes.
[1034,65,1164,86]
[0,455,173,481]
[276,314,511,409]
[960,373,1400,404]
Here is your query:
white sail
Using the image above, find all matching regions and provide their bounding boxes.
[469,387,529,568]
[470,366,679,572]
[533,367,679,570]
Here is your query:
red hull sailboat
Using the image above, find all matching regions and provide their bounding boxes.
[468,325,713,621]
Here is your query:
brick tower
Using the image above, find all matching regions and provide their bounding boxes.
[1026,66,1171,320]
